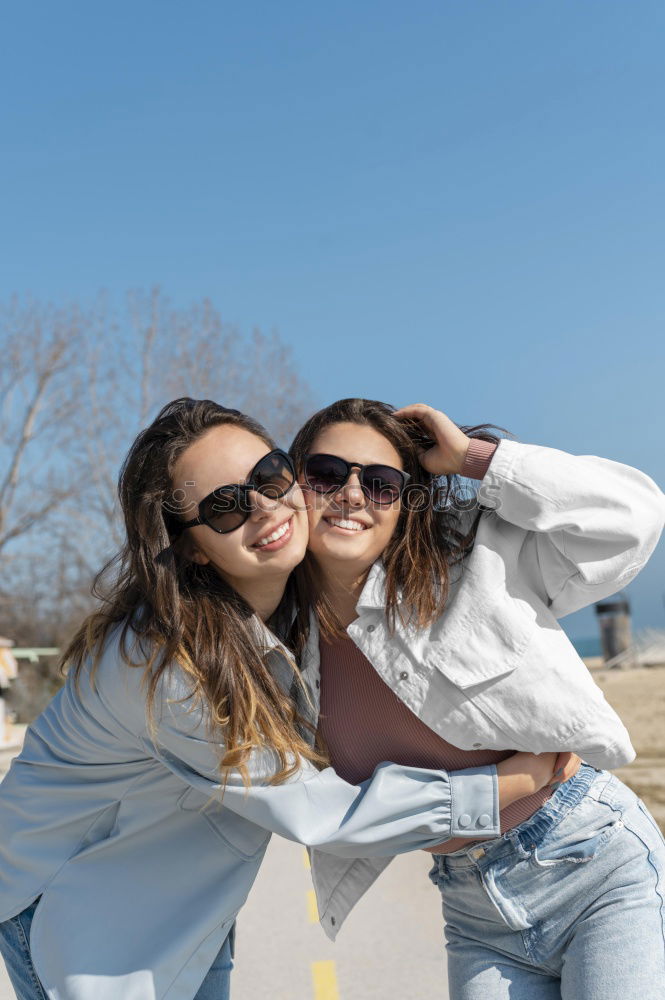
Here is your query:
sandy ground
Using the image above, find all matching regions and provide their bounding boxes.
[591,665,665,830]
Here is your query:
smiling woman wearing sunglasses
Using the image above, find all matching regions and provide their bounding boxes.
[0,397,561,1000]
[289,397,665,1000]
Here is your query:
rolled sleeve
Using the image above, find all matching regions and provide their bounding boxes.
[448,764,500,837]
[460,439,498,480]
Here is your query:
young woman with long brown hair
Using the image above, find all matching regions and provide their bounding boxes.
[289,397,665,999]
[0,397,560,1000]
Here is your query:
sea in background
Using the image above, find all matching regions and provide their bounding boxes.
[570,636,602,658]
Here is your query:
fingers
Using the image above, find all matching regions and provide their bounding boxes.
[549,752,582,789]
[564,753,582,780]
[548,751,570,789]
[393,403,433,417]
[393,403,438,428]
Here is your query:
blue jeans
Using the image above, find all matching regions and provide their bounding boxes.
[428,763,665,999]
[0,898,234,999]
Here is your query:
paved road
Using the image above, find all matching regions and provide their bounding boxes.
[0,740,450,999]
[232,836,448,999]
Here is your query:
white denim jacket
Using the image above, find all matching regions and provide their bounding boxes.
[302,436,665,940]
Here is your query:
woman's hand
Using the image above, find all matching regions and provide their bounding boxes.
[393,403,471,476]
[422,752,583,854]
[549,751,583,790]
[495,750,581,811]
[496,751,558,810]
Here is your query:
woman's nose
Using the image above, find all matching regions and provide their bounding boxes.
[248,489,280,518]
[336,473,366,507]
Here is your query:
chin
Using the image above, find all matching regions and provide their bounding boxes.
[320,540,374,563]
[287,541,309,569]
[278,533,309,562]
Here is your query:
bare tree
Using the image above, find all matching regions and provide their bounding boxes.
[0,298,87,559]
[0,289,316,667]
[81,288,316,556]
[125,287,315,444]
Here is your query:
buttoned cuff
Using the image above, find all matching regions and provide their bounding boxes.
[448,764,500,837]
[460,438,498,480]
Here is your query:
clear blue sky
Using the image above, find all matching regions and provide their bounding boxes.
[2,1,664,639]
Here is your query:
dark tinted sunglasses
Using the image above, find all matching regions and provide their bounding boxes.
[169,448,296,536]
[303,453,410,506]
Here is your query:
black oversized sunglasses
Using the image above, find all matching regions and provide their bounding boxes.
[303,453,410,506]
[168,448,296,536]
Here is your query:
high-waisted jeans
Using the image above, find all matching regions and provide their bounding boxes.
[0,898,235,1000]
[428,763,665,999]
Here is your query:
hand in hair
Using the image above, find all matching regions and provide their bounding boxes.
[393,403,471,476]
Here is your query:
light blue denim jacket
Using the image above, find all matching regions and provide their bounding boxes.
[0,620,499,1000]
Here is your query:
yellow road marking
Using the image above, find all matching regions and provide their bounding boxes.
[306,888,319,922]
[311,960,339,1000]
[303,847,311,869]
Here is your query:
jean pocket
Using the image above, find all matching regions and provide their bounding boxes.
[530,807,624,867]
[636,799,665,851]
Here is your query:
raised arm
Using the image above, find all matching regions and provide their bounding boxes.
[475,436,665,619]
[394,403,665,620]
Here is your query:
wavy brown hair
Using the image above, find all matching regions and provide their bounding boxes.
[288,398,512,645]
[61,397,327,787]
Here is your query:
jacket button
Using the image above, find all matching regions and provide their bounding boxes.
[399,671,408,680]
[366,624,376,633]
[477,813,491,827]
[330,916,336,925]
[315,680,320,689]
[457,813,471,828]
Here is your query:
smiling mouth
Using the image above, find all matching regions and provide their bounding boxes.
[253,516,294,548]
[324,517,369,532]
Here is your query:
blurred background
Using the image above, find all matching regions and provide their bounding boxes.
[1,3,664,996]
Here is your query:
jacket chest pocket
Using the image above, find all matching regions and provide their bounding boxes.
[178,786,270,860]
[421,595,588,751]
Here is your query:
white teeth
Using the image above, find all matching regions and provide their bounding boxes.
[255,520,291,547]
[326,518,367,532]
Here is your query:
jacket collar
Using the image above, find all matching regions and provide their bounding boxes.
[248,614,291,657]
[298,562,390,673]
[354,556,458,617]
[247,615,303,701]
[247,588,299,654]
[355,559,406,611]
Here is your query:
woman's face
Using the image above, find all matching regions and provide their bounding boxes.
[302,421,403,578]
[170,424,308,589]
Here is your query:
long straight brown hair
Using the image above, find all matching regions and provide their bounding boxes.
[61,397,328,787]
[288,398,512,645]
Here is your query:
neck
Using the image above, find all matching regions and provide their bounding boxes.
[221,572,288,623]
[317,561,373,628]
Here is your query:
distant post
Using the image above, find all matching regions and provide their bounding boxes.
[594,597,633,668]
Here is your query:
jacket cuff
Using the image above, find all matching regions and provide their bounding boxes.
[460,439,498,480]
[448,765,500,837]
